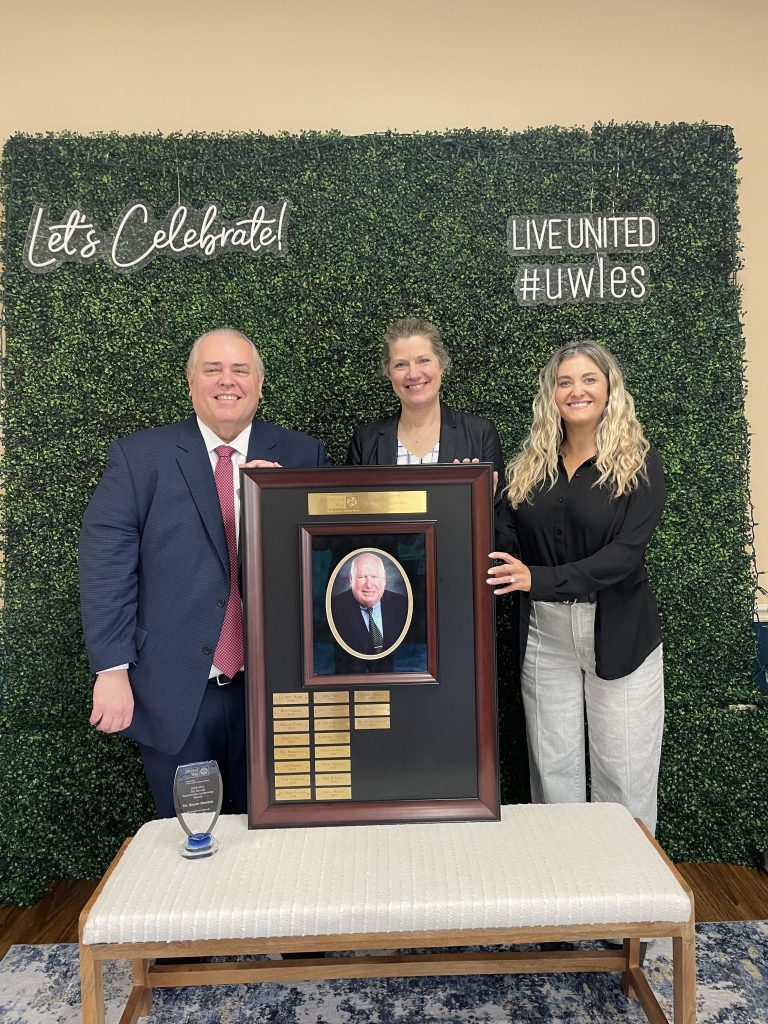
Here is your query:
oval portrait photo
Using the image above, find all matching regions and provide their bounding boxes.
[326,548,413,660]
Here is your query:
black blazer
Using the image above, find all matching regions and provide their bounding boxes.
[347,403,505,482]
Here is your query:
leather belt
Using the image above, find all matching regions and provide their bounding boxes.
[210,669,244,687]
[553,595,596,605]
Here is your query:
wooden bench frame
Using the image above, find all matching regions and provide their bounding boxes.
[79,822,696,1024]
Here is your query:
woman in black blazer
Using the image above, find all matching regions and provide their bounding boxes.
[347,317,505,479]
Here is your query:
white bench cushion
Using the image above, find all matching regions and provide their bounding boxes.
[82,803,691,944]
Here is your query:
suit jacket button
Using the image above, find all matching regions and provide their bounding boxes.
[202,645,212,655]
[217,599,225,608]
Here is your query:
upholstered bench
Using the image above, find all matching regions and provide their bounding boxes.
[79,803,695,1024]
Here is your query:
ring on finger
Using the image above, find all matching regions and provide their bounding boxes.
[510,576,516,584]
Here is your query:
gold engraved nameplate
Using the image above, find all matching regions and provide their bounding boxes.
[315,787,352,800]
[355,717,391,730]
[308,491,427,516]
[275,760,311,773]
[314,731,351,745]
[273,706,310,719]
[315,773,351,787]
[314,705,349,718]
[273,734,311,747]
[315,759,351,773]
[315,745,350,759]
[354,703,389,717]
[354,690,390,703]
[315,717,350,731]
[313,692,350,704]
[274,746,310,759]
[273,719,310,733]
[272,692,309,705]
[274,774,311,788]
[275,788,312,802]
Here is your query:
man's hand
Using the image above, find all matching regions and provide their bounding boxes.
[242,459,283,470]
[90,669,134,733]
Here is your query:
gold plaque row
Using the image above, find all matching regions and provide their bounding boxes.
[308,491,427,516]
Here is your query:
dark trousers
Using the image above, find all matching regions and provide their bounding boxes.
[138,676,247,818]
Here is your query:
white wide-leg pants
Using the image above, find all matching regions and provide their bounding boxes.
[521,600,664,834]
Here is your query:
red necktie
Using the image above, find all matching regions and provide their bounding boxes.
[213,445,244,678]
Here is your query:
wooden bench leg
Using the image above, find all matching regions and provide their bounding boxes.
[127,959,153,1020]
[79,944,104,1024]
[621,938,639,1000]
[673,922,697,1024]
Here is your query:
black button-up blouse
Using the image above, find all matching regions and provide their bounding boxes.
[501,447,666,680]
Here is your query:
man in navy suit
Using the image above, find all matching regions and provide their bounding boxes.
[330,552,408,657]
[79,328,329,816]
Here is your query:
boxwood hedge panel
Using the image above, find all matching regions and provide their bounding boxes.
[1,126,765,904]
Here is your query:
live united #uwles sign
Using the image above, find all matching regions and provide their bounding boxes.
[24,199,290,274]
[508,212,659,305]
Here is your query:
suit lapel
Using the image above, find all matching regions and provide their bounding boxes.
[438,403,457,464]
[246,418,280,462]
[376,415,399,464]
[175,416,229,576]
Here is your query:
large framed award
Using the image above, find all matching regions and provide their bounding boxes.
[241,464,500,827]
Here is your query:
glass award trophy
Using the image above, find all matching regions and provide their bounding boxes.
[173,760,223,858]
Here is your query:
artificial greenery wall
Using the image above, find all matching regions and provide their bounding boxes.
[1,126,765,905]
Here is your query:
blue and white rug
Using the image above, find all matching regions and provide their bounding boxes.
[1,922,766,1023]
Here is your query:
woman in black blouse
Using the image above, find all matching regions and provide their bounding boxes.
[488,340,665,832]
[347,317,505,479]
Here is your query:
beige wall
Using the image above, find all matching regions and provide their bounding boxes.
[2,0,766,602]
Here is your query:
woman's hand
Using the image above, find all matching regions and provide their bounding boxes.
[486,551,531,594]
[453,457,499,493]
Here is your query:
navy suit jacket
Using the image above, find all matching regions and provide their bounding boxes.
[330,587,408,656]
[79,414,328,754]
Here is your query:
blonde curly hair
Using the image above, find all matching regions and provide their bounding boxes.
[505,340,649,508]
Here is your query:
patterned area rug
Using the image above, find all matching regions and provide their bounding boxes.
[1,923,766,1023]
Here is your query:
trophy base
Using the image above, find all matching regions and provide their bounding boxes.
[180,833,219,859]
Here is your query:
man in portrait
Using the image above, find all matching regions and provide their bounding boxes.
[330,552,408,657]
[79,327,329,817]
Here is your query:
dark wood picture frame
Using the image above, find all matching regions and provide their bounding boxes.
[301,522,438,687]
[241,464,499,828]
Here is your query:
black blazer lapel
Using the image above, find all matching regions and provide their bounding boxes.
[175,416,229,576]
[438,403,458,464]
[375,414,399,465]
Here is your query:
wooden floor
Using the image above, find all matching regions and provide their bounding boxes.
[2,861,768,960]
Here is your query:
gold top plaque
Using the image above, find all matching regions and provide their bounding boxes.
[308,491,427,516]
[272,692,309,705]
[354,690,391,703]
[314,705,350,718]
[313,692,350,704]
